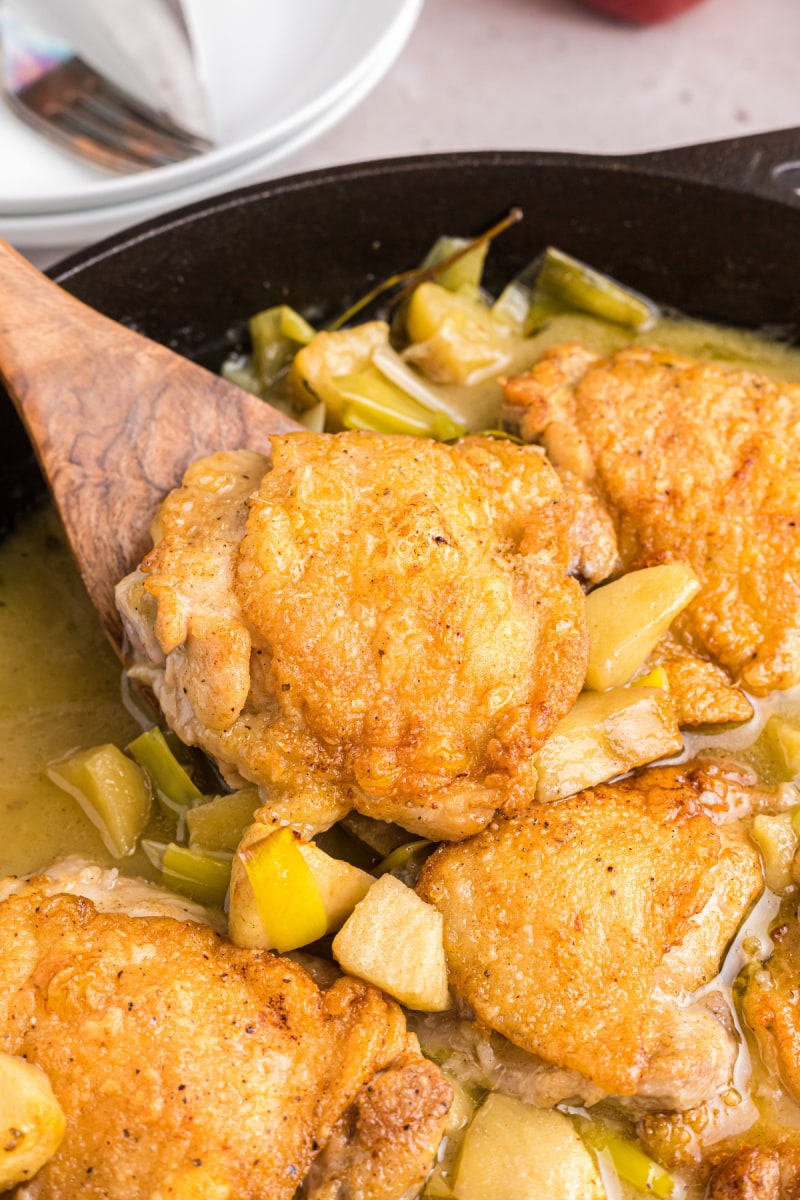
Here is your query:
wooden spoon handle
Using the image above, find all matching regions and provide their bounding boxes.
[0,237,299,654]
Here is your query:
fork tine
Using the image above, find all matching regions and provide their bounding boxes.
[87,74,212,152]
[3,89,147,174]
[1,14,212,174]
[17,57,207,168]
[80,88,210,161]
[58,106,179,170]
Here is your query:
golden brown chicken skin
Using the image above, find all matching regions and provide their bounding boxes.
[502,344,800,695]
[742,908,800,1106]
[706,1141,800,1200]
[118,432,587,841]
[0,884,451,1200]
[417,765,763,1110]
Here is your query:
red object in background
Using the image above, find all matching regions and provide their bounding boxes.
[578,0,706,23]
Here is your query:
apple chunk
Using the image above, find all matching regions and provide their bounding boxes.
[332,874,451,1011]
[453,1094,603,1200]
[585,563,700,690]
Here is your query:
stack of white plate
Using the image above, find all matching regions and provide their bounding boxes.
[0,0,423,249]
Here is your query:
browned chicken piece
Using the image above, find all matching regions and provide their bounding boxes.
[707,1142,800,1200]
[557,468,620,585]
[665,757,792,821]
[502,344,800,695]
[0,880,451,1200]
[417,765,763,1110]
[743,909,800,1104]
[644,633,753,726]
[117,432,588,841]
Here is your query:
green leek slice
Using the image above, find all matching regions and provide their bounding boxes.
[161,843,232,909]
[249,304,316,386]
[241,827,328,952]
[127,727,201,807]
[535,246,659,331]
[578,1122,676,1197]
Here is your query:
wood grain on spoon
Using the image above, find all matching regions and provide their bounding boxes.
[0,237,300,656]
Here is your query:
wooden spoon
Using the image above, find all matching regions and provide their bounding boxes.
[0,237,300,655]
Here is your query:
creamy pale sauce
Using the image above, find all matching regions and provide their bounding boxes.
[0,507,163,879]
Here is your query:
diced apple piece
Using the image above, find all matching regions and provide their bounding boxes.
[453,1095,603,1200]
[752,812,797,894]
[229,822,374,950]
[585,563,700,690]
[46,744,151,858]
[186,787,261,853]
[286,322,389,418]
[762,715,800,781]
[404,282,511,385]
[332,873,451,1011]
[535,687,682,803]
[300,842,374,930]
[0,1052,65,1189]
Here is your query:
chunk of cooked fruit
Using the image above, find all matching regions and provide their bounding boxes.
[534,686,682,803]
[186,787,261,853]
[452,1095,603,1200]
[0,1052,65,1190]
[762,715,800,780]
[404,282,512,384]
[229,822,374,950]
[332,873,451,1012]
[751,812,798,894]
[585,563,700,690]
[46,744,151,858]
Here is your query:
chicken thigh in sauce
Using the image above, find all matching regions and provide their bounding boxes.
[417,764,763,1112]
[0,869,451,1200]
[117,432,588,842]
[502,344,800,698]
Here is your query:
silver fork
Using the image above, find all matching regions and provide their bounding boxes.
[0,10,212,174]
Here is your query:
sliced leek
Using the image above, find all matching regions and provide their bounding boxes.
[186,787,261,854]
[374,839,434,883]
[127,727,201,807]
[161,842,232,909]
[241,827,328,953]
[334,366,464,439]
[535,246,659,331]
[578,1122,676,1198]
[422,234,488,299]
[249,304,315,386]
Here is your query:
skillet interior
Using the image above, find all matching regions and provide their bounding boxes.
[3,145,800,535]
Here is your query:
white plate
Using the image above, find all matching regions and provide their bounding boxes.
[1,11,414,249]
[0,0,423,216]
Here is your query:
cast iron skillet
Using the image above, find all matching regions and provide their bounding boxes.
[3,126,800,534]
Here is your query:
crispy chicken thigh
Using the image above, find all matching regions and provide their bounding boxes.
[502,344,800,694]
[707,1142,800,1200]
[417,765,763,1111]
[117,432,587,841]
[743,907,800,1105]
[0,873,450,1200]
